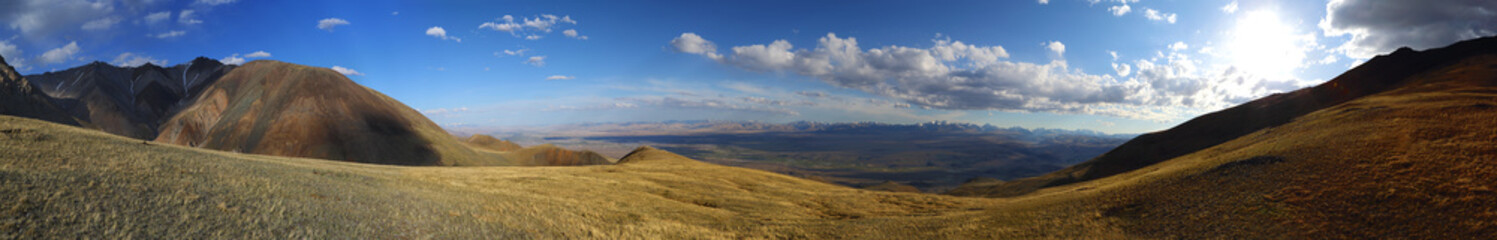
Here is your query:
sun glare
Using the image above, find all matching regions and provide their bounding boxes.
[1225,10,1308,79]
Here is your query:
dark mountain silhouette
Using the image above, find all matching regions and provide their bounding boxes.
[949,36,1497,197]
[0,55,77,126]
[23,57,234,139]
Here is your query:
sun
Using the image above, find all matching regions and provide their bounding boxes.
[1225,10,1310,79]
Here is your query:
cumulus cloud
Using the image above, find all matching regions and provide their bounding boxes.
[1168,41,1188,51]
[178,10,202,25]
[80,17,120,31]
[546,75,575,80]
[673,32,1309,121]
[144,11,171,24]
[425,26,461,42]
[478,14,581,40]
[112,52,166,67]
[670,33,723,60]
[1320,0,1497,59]
[1221,1,1239,14]
[1046,41,1066,56]
[317,18,349,32]
[525,56,546,66]
[1143,8,1177,24]
[562,29,588,40]
[1112,62,1132,77]
[37,41,80,64]
[151,30,185,39]
[1108,4,1132,16]
[220,54,244,65]
[330,66,363,76]
[0,40,24,70]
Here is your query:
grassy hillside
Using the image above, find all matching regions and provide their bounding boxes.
[4,115,1137,239]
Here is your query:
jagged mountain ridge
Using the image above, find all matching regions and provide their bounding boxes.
[22,57,234,139]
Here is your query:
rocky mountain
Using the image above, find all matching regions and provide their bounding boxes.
[23,58,234,139]
[0,55,77,126]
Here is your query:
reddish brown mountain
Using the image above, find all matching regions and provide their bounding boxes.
[154,60,499,166]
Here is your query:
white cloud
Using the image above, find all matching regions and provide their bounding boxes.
[80,17,120,31]
[1108,50,1119,60]
[144,11,171,24]
[330,66,363,76]
[244,51,271,58]
[525,56,546,67]
[37,41,80,64]
[151,30,185,39]
[220,54,244,65]
[496,48,529,57]
[1112,62,1132,77]
[673,32,1310,121]
[425,26,461,42]
[1221,1,1239,14]
[1038,0,1050,4]
[546,75,575,80]
[317,18,349,32]
[670,33,723,60]
[220,51,270,65]
[1317,55,1338,65]
[1046,41,1066,56]
[178,10,202,25]
[1108,4,1132,16]
[562,29,588,40]
[1320,0,1497,59]
[478,14,581,40]
[112,52,166,67]
[1143,8,1177,24]
[1168,41,1188,51]
[391,12,399,16]
[0,40,20,61]
[194,0,236,6]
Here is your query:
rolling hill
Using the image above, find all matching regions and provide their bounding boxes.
[153,60,505,166]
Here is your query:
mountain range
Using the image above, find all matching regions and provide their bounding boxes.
[0,56,604,167]
[2,36,1496,238]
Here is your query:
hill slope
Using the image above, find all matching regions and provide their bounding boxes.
[153,60,498,166]
[951,36,1497,197]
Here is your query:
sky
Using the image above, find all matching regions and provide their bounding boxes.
[2,0,1493,134]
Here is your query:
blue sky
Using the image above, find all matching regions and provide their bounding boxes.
[2,0,1492,134]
